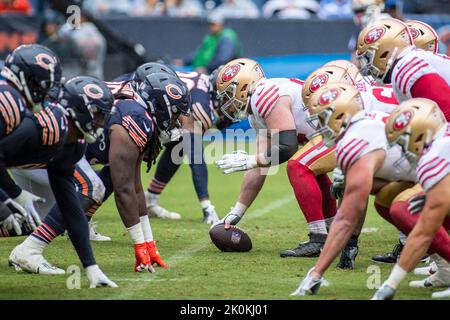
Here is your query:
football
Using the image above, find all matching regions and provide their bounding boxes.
[209,224,252,252]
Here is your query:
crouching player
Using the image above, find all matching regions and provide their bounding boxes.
[373,99,450,299]
[6,76,116,287]
[291,83,419,296]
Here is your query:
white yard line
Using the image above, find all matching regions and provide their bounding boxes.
[104,194,294,299]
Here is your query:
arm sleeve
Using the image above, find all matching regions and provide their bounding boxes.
[264,129,298,165]
[410,73,450,121]
[47,167,96,268]
[0,162,21,198]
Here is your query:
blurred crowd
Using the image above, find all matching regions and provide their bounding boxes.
[1,0,449,19]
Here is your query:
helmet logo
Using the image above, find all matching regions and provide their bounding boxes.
[222,64,241,82]
[393,110,413,130]
[35,53,57,70]
[310,73,329,92]
[409,27,420,39]
[364,27,386,44]
[166,84,183,100]
[319,88,341,106]
[83,84,104,99]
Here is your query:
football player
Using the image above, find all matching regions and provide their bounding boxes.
[6,75,117,287]
[10,71,190,273]
[144,68,222,224]
[356,18,450,115]
[373,99,450,299]
[291,84,450,296]
[280,60,398,266]
[0,44,62,234]
[406,20,439,54]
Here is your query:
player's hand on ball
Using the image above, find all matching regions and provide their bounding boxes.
[222,212,242,229]
[215,151,257,174]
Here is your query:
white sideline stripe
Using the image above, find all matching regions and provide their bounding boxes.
[104,194,294,299]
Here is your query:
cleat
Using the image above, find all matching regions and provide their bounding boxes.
[202,205,219,225]
[9,244,65,275]
[414,262,437,276]
[372,241,403,263]
[336,245,359,270]
[147,241,168,269]
[134,243,155,273]
[372,282,396,300]
[432,287,450,299]
[411,254,450,288]
[89,221,111,241]
[145,191,181,220]
[86,264,118,288]
[280,233,327,258]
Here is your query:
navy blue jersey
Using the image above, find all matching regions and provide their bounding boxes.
[0,80,28,138]
[86,98,154,165]
[176,72,213,129]
[0,105,85,198]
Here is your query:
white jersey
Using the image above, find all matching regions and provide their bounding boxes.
[355,79,398,114]
[248,78,313,139]
[336,111,416,182]
[416,124,450,192]
[391,49,450,102]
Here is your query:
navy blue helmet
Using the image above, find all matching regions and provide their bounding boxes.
[0,44,62,110]
[58,76,114,143]
[131,62,178,91]
[137,72,190,132]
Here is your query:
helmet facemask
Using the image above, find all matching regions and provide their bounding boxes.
[358,46,397,85]
[217,82,249,122]
[306,107,337,148]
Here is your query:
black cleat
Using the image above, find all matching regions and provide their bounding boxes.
[372,241,403,263]
[336,246,359,269]
[280,233,327,258]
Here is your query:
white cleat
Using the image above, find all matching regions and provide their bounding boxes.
[148,205,181,220]
[89,222,111,241]
[202,205,219,225]
[8,244,65,275]
[86,264,118,288]
[414,262,437,276]
[410,255,450,288]
[432,287,450,299]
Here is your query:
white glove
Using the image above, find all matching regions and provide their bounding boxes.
[408,193,426,215]
[290,267,328,296]
[0,214,22,235]
[215,151,258,174]
[86,264,118,288]
[330,168,345,199]
[213,212,242,230]
[159,128,183,145]
[13,190,45,229]
[4,198,35,232]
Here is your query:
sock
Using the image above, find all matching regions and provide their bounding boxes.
[24,233,49,253]
[390,201,450,261]
[287,161,327,232]
[346,234,359,247]
[127,223,145,244]
[148,178,167,196]
[308,220,328,235]
[140,216,154,242]
[146,192,160,207]
[386,264,408,289]
[316,174,337,219]
[31,222,58,246]
[200,199,212,210]
[147,142,182,195]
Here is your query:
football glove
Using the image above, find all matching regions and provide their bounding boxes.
[330,168,345,200]
[216,211,242,230]
[408,193,426,215]
[0,213,22,235]
[290,267,328,296]
[86,264,118,288]
[216,151,258,174]
[5,197,37,232]
[159,127,183,145]
[13,190,44,230]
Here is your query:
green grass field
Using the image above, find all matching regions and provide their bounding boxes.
[0,162,442,300]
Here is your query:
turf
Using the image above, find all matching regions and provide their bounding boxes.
[0,161,443,300]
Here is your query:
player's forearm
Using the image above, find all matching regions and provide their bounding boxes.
[237,168,267,208]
